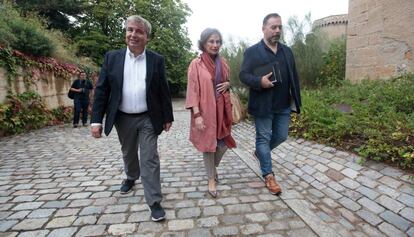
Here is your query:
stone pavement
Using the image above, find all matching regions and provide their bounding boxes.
[0,98,413,237]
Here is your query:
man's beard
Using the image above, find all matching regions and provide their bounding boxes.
[268,34,280,45]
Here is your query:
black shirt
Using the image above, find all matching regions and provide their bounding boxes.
[263,43,291,111]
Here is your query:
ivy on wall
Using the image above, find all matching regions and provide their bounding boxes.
[0,45,81,137]
[0,45,80,88]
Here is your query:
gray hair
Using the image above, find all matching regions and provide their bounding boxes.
[198,28,222,51]
[124,15,152,37]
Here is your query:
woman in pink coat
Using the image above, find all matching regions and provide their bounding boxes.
[186,28,236,198]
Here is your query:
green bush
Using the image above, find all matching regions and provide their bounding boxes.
[0,91,72,136]
[291,74,414,169]
[291,32,324,88]
[9,21,54,57]
[221,39,250,107]
[50,106,73,124]
[317,38,346,86]
[0,2,93,66]
[0,91,51,135]
[0,3,53,57]
[286,14,326,88]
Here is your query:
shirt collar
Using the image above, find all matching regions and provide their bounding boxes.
[260,39,283,52]
[127,47,146,60]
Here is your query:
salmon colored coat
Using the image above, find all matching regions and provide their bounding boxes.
[185,57,230,152]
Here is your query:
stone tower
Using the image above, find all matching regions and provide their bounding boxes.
[313,14,348,41]
[346,0,414,81]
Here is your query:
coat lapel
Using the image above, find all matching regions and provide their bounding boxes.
[145,50,154,93]
[116,49,127,94]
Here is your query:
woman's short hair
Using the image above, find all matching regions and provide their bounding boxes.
[124,15,152,37]
[198,28,222,51]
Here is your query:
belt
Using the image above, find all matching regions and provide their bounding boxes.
[118,110,147,116]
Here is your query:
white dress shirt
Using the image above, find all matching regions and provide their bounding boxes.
[91,48,147,127]
[119,47,148,113]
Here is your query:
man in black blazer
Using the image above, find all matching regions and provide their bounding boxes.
[91,15,174,222]
[240,13,301,196]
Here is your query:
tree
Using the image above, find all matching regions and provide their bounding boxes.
[220,39,250,104]
[15,0,84,32]
[74,0,194,94]
[12,0,195,95]
[220,39,249,92]
[74,0,134,65]
[318,38,346,86]
[132,0,195,95]
[286,13,325,88]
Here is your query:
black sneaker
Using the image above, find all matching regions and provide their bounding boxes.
[120,179,135,194]
[148,202,166,222]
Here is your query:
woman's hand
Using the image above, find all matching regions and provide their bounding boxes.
[216,81,230,94]
[195,116,205,131]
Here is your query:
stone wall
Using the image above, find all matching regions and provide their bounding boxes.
[313,14,348,41]
[0,67,75,108]
[346,0,414,81]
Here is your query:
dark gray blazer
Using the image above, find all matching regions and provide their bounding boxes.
[91,48,174,136]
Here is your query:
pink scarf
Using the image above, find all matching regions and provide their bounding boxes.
[200,52,236,148]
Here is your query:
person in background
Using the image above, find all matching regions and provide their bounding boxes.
[90,15,174,222]
[186,28,236,198]
[70,71,93,128]
[239,13,301,195]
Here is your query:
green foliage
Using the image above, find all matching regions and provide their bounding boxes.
[0,47,18,78]
[0,2,19,47]
[0,2,54,57]
[290,74,414,169]
[0,91,51,135]
[76,30,113,66]
[286,14,325,88]
[15,0,83,32]
[134,0,195,95]
[8,20,54,57]
[50,106,73,124]
[0,91,72,136]
[66,0,194,94]
[0,1,84,64]
[220,39,250,104]
[318,38,346,86]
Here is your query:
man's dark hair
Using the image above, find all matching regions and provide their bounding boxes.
[263,13,281,26]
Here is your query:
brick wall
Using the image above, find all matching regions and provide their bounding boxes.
[346,0,414,81]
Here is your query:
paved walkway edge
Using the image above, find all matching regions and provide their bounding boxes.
[232,147,340,237]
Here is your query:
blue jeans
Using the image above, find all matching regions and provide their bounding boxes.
[254,107,291,176]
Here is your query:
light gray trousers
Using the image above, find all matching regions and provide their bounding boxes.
[203,146,228,179]
[115,112,162,206]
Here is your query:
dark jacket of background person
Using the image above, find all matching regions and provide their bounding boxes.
[71,79,93,100]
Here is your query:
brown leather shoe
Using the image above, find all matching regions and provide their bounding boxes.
[265,174,282,195]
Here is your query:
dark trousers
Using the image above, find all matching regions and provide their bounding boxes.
[73,99,89,125]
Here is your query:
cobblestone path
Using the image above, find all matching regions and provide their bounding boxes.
[0,99,413,237]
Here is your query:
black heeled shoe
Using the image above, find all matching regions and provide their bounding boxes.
[208,179,218,198]
[208,190,217,198]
